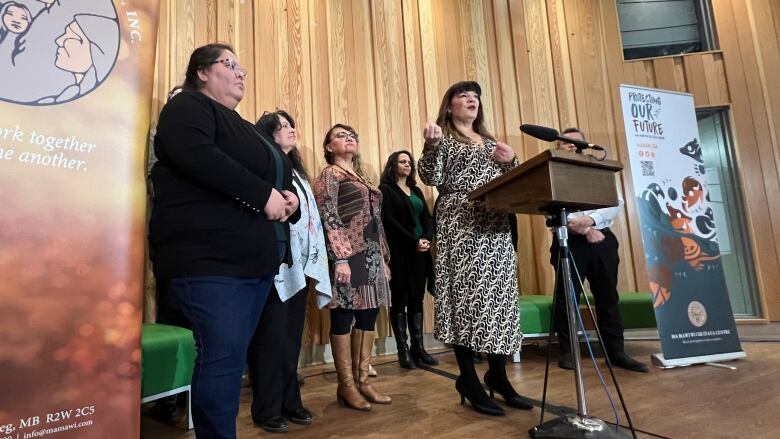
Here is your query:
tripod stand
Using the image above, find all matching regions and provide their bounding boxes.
[529,207,635,439]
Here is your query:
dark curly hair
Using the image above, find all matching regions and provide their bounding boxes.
[380,150,417,187]
[256,110,309,182]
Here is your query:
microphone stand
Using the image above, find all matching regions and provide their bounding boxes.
[529,206,632,439]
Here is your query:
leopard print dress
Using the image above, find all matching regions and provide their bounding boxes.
[418,134,522,354]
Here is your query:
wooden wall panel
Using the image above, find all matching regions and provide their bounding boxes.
[148,0,780,335]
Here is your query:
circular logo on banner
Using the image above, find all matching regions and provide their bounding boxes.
[0,0,119,106]
[687,301,707,327]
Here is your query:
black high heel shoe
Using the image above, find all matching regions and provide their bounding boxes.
[483,370,534,410]
[455,376,505,416]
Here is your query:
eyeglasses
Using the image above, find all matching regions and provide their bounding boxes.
[329,131,358,142]
[212,58,248,78]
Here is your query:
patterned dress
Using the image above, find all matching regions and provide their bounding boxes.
[313,165,392,310]
[418,134,522,354]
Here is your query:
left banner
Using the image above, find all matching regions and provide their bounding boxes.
[0,1,160,438]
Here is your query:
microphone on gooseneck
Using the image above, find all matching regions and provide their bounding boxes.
[519,124,605,151]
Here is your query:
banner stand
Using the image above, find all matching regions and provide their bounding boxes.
[619,84,745,367]
[651,351,746,368]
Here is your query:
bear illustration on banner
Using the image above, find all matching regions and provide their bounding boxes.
[0,0,119,105]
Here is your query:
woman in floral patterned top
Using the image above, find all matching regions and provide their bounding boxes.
[313,123,392,411]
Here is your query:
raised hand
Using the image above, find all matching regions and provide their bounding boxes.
[423,121,443,147]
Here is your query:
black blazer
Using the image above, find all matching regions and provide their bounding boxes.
[149,91,299,279]
[379,181,433,246]
[379,180,435,296]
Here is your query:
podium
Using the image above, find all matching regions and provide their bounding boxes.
[468,149,622,214]
[470,149,634,439]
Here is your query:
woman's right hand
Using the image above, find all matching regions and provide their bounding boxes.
[334,263,351,285]
[416,239,431,252]
[264,188,288,220]
[423,121,443,147]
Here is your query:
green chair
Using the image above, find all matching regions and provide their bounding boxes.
[514,292,655,362]
[141,323,196,429]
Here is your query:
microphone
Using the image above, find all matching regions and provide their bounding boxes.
[519,124,605,151]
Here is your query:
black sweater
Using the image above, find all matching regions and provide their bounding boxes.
[149,91,299,279]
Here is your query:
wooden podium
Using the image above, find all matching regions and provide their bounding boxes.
[469,149,633,439]
[468,149,622,214]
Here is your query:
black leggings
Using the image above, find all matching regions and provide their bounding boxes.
[330,307,380,335]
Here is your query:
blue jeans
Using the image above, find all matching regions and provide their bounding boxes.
[171,275,273,439]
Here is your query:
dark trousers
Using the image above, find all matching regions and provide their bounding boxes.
[247,285,308,423]
[171,276,273,439]
[155,277,191,329]
[550,228,624,355]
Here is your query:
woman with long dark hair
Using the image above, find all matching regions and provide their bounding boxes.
[379,151,437,369]
[313,124,392,411]
[246,110,333,432]
[419,81,532,416]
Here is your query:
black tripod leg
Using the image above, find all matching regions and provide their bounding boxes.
[537,247,564,428]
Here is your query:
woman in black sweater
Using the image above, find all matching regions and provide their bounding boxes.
[149,43,299,439]
[379,151,438,368]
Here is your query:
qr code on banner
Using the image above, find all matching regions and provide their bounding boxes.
[640,160,654,177]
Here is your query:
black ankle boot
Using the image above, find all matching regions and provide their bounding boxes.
[390,312,416,369]
[483,370,534,410]
[455,376,505,416]
[409,312,438,366]
[484,354,533,410]
[453,345,505,416]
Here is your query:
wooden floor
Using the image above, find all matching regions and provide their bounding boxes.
[142,337,780,439]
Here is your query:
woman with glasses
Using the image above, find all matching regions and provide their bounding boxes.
[246,110,333,433]
[149,43,299,439]
[313,124,392,411]
[378,151,437,369]
[419,81,532,417]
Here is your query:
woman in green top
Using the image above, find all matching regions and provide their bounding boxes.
[379,151,438,369]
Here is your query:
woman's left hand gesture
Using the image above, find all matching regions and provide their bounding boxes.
[493,142,516,164]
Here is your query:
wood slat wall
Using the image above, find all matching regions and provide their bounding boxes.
[146,0,780,343]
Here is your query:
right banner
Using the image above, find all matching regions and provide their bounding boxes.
[619,84,745,365]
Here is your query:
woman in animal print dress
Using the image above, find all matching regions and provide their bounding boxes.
[419,81,532,416]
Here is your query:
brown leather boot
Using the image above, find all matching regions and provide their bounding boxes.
[351,329,392,404]
[330,333,371,411]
